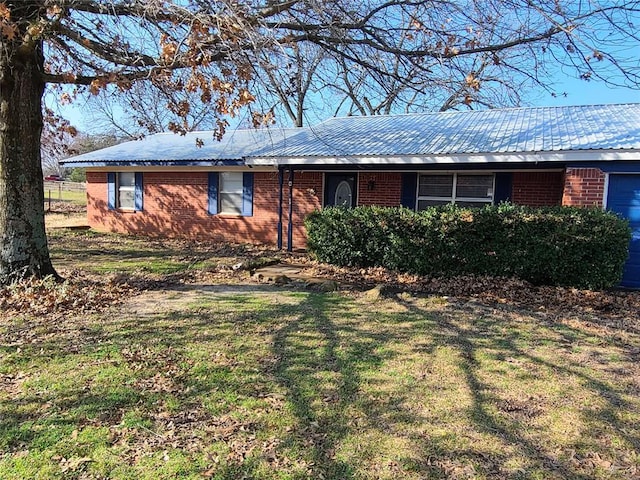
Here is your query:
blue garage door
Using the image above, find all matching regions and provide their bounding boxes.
[607,174,640,288]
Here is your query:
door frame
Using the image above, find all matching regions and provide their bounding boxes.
[323,173,358,207]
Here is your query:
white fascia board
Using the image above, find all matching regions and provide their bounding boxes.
[247,149,640,166]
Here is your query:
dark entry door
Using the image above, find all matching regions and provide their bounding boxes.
[325,174,357,207]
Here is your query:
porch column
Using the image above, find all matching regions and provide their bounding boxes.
[277,167,284,250]
[287,167,295,252]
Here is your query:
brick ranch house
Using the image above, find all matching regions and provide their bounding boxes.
[62,103,640,288]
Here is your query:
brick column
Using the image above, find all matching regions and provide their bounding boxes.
[562,168,606,207]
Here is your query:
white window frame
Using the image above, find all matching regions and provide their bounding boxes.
[219,171,243,215]
[417,173,495,209]
[117,172,136,210]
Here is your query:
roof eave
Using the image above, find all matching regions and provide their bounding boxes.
[60,159,247,168]
[247,149,640,166]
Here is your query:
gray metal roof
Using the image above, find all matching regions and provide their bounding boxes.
[62,103,640,166]
[252,103,640,158]
[61,127,298,166]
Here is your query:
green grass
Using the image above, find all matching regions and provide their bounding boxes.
[43,188,87,205]
[1,231,639,479]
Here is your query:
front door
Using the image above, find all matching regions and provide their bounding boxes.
[325,174,357,207]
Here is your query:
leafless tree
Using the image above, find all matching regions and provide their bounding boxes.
[252,43,326,127]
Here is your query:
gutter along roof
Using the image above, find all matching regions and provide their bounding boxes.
[62,104,640,168]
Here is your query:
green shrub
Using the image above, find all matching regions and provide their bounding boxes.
[304,204,631,289]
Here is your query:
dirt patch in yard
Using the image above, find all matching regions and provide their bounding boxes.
[45,213,89,229]
[124,283,294,317]
[45,202,88,229]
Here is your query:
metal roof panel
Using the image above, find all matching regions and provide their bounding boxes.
[62,127,299,164]
[63,104,640,166]
[253,104,640,157]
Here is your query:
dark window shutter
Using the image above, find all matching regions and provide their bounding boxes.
[107,172,116,210]
[242,172,254,217]
[208,172,219,215]
[400,173,417,209]
[134,172,144,211]
[494,172,513,204]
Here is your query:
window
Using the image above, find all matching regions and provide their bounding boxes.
[107,172,143,211]
[117,172,136,209]
[219,172,243,214]
[208,172,253,216]
[417,173,494,210]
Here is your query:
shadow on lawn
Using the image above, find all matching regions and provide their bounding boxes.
[394,296,639,478]
[1,287,638,479]
[268,292,639,478]
[270,293,381,479]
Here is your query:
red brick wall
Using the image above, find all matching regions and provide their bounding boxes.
[86,172,108,228]
[511,171,564,206]
[286,171,323,248]
[87,168,607,248]
[357,172,402,206]
[561,168,606,207]
[86,170,321,248]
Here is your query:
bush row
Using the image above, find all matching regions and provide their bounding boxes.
[304,204,631,289]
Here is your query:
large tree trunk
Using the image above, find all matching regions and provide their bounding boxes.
[0,7,58,284]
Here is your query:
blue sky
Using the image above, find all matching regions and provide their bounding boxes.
[529,76,640,107]
[59,74,640,133]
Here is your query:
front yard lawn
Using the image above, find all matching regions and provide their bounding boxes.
[1,230,638,479]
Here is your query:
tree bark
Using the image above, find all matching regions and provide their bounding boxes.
[0,10,58,284]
